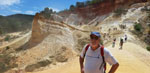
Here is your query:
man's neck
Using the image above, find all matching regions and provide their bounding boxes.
[91,44,100,51]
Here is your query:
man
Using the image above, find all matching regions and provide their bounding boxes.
[79,32,119,73]
[120,37,124,49]
[124,34,127,42]
[112,38,116,48]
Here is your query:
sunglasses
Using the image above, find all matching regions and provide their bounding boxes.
[90,36,99,40]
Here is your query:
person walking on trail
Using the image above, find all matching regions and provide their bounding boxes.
[124,34,127,42]
[112,38,116,48]
[119,37,124,50]
[79,32,119,73]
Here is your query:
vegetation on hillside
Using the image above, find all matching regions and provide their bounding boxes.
[0,14,34,34]
[25,60,51,72]
[133,6,150,46]
[147,46,150,51]
[134,22,143,32]
[40,7,56,19]
[0,54,18,73]
[69,0,113,11]
[114,8,127,17]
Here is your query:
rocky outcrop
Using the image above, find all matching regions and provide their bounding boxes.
[51,14,63,22]
[29,13,47,46]
[15,13,80,70]
[65,14,83,25]
[75,0,147,20]
[29,13,72,46]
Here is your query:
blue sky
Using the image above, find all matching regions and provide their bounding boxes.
[0,0,87,16]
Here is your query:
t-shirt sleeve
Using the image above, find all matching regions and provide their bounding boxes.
[80,44,88,58]
[104,48,118,65]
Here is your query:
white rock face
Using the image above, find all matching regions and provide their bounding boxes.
[17,13,76,68]
[65,14,83,25]
[51,14,63,22]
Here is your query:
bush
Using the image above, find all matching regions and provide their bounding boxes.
[76,2,85,8]
[148,13,150,18]
[0,54,18,73]
[148,30,150,35]
[146,46,150,51]
[134,23,142,32]
[87,0,104,5]
[70,5,75,11]
[40,7,55,19]
[141,6,150,11]
[4,35,11,41]
[55,46,68,62]
[114,8,127,17]
[25,60,52,72]
[0,62,9,73]
[55,55,68,62]
[6,46,10,50]
[75,37,90,53]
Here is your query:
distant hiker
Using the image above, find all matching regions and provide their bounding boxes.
[113,28,115,31]
[112,38,116,48]
[79,32,119,73]
[108,28,111,33]
[124,34,127,42]
[103,33,106,39]
[119,37,124,50]
[99,27,102,30]
[95,22,99,26]
[80,22,82,26]
[61,21,64,24]
[115,27,117,30]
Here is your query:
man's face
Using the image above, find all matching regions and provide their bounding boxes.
[90,35,100,46]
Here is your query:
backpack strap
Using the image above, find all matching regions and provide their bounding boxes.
[100,46,106,73]
[100,46,104,56]
[83,44,90,58]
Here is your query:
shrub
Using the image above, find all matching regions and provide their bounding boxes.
[55,46,68,62]
[55,55,68,62]
[6,46,10,50]
[76,2,85,8]
[4,35,11,41]
[148,13,150,18]
[69,5,75,11]
[148,30,150,35]
[146,46,150,51]
[25,60,52,72]
[134,23,142,32]
[0,54,18,73]
[0,62,8,73]
[74,37,90,53]
[114,8,127,17]
[90,0,101,4]
[40,7,55,19]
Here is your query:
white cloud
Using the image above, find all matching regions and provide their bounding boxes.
[48,7,60,12]
[25,10,35,14]
[11,9,22,13]
[0,0,20,6]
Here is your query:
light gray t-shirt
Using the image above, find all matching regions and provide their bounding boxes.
[80,44,118,73]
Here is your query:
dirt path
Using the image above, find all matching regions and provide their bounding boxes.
[28,40,150,73]
[0,31,31,50]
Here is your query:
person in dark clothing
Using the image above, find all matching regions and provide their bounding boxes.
[120,38,124,50]
[112,38,116,48]
[124,35,127,42]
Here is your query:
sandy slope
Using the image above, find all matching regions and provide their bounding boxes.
[0,31,31,50]
[28,40,150,73]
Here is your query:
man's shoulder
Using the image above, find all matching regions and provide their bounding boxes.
[82,44,90,50]
[103,47,110,54]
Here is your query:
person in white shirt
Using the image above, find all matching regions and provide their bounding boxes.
[79,32,119,73]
